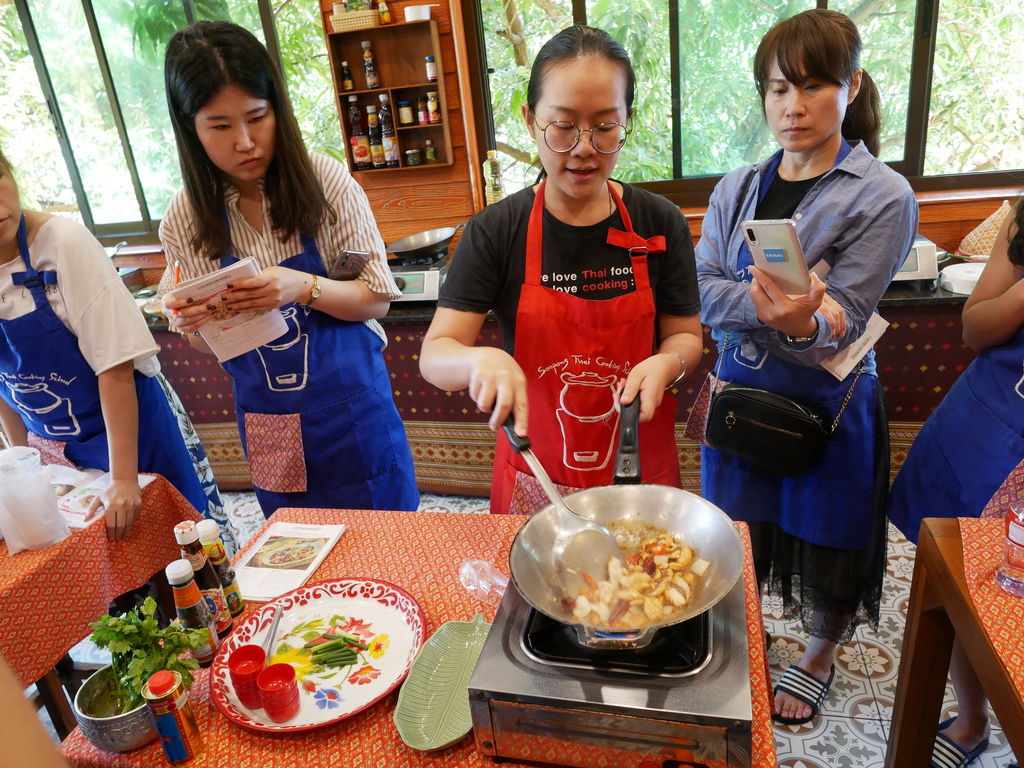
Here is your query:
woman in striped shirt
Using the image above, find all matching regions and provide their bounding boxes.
[159,21,418,517]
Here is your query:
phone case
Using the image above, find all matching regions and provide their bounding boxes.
[328,250,371,281]
[740,218,811,295]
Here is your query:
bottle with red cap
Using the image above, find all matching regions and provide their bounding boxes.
[175,520,233,638]
[142,669,204,764]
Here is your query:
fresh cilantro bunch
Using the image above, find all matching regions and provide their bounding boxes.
[89,597,210,712]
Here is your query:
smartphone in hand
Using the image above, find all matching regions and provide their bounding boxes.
[328,250,371,281]
[741,219,811,296]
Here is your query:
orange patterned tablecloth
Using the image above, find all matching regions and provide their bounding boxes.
[62,509,776,768]
[959,517,1024,694]
[0,475,202,687]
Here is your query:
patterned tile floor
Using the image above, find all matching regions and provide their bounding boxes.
[44,494,1022,766]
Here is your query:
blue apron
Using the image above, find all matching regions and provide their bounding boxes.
[701,140,880,550]
[0,216,207,512]
[217,221,418,516]
[888,324,1024,542]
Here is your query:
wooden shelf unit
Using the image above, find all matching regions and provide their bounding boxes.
[327,20,453,170]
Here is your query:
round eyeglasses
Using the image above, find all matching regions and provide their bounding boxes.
[535,119,629,154]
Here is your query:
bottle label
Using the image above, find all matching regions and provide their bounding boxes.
[370,142,385,166]
[172,581,203,610]
[382,136,399,164]
[1008,518,1024,547]
[202,588,232,634]
[183,548,209,572]
[222,581,246,616]
[342,77,354,91]
[202,539,228,566]
[350,135,371,167]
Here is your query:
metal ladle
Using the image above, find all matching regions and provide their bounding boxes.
[501,419,625,590]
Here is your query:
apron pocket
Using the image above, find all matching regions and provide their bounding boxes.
[244,412,307,493]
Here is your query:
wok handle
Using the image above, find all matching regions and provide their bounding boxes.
[613,398,641,484]
[501,415,531,453]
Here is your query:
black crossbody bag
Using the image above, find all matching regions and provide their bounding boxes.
[704,339,863,478]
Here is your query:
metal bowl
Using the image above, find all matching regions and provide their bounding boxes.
[72,665,157,752]
[386,223,463,265]
[509,485,744,649]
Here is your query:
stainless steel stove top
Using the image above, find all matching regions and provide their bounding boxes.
[468,578,753,767]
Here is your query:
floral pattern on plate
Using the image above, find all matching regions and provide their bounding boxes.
[210,578,425,733]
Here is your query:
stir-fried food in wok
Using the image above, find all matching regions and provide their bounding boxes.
[565,521,710,630]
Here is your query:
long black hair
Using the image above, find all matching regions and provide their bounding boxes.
[526,25,636,119]
[1010,198,1024,267]
[753,9,881,156]
[164,21,331,260]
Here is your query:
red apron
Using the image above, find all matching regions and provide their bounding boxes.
[491,180,681,514]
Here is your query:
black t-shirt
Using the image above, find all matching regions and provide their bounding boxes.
[755,172,827,220]
[438,182,701,352]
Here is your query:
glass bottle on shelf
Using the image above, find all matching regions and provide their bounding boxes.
[366,105,385,169]
[347,95,372,171]
[377,0,392,24]
[361,40,379,89]
[996,499,1024,597]
[424,139,436,162]
[425,55,437,83]
[340,60,354,92]
[416,96,429,126]
[378,93,400,168]
[483,149,504,205]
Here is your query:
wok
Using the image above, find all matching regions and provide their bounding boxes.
[386,223,464,265]
[509,399,744,649]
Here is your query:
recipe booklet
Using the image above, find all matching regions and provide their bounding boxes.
[167,257,288,362]
[56,471,158,528]
[234,521,347,602]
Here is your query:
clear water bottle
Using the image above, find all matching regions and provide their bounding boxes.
[483,149,504,206]
[995,500,1024,598]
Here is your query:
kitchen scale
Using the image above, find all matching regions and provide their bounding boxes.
[468,576,753,768]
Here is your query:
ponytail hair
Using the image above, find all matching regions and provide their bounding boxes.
[754,9,881,156]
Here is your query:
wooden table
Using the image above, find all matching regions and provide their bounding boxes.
[885,517,1024,766]
[62,508,777,767]
[0,476,201,738]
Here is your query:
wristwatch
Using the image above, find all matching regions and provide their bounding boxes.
[783,318,818,345]
[305,274,321,306]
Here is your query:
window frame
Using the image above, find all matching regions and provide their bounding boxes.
[13,0,284,245]
[466,0,1024,208]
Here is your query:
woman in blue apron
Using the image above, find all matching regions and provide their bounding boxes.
[696,10,917,725]
[889,202,1024,768]
[0,150,209,540]
[159,22,418,517]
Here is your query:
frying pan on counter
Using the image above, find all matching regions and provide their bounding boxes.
[386,223,464,266]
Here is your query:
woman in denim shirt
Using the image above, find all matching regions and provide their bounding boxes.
[696,9,917,725]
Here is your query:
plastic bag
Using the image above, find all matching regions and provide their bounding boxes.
[458,559,509,606]
[0,448,70,554]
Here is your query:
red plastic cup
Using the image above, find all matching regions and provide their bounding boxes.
[228,644,266,710]
[257,663,300,722]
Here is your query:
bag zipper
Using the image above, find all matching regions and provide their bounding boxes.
[726,410,805,439]
[724,386,820,420]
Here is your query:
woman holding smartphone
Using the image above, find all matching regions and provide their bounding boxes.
[696,9,916,725]
[159,21,418,517]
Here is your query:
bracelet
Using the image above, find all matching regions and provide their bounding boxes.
[665,352,686,390]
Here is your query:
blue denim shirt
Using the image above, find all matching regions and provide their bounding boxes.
[696,140,919,372]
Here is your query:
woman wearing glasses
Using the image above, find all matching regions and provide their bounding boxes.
[420,25,702,514]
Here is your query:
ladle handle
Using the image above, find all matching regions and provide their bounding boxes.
[501,416,531,453]
[614,397,641,484]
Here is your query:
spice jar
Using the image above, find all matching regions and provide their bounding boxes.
[425,55,437,83]
[397,100,414,126]
[424,139,436,162]
[416,96,429,126]
[426,91,440,123]
[404,148,422,166]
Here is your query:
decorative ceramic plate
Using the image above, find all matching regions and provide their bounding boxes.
[393,613,490,750]
[210,578,425,733]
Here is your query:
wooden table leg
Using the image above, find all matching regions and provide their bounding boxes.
[884,536,954,767]
[34,668,78,742]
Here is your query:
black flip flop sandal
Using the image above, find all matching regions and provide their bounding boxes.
[771,664,835,726]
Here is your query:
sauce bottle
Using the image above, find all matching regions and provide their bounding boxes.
[196,519,245,617]
[377,93,400,168]
[996,500,1024,597]
[361,40,379,89]
[347,95,372,171]
[366,105,385,169]
[165,559,218,667]
[340,60,354,92]
[174,520,232,639]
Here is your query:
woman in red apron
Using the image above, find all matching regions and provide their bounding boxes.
[420,26,703,514]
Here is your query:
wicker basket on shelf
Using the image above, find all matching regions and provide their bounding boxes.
[331,10,379,32]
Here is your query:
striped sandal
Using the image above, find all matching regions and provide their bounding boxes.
[931,718,989,768]
[771,664,835,725]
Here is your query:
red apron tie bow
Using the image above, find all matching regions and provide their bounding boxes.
[606,227,667,255]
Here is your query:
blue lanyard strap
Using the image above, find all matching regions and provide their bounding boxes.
[11,215,57,301]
